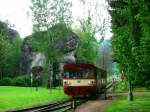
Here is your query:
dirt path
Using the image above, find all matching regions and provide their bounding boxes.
[75,96,115,112]
[75,91,150,112]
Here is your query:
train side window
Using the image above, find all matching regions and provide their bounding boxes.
[84,69,89,78]
[85,69,95,78]
[66,72,69,78]
[64,70,76,78]
[70,72,75,78]
[70,72,76,79]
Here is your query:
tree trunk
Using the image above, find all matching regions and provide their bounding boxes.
[50,62,54,88]
[128,74,133,101]
[0,67,3,80]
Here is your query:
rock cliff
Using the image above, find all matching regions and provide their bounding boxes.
[0,21,19,40]
[20,32,78,74]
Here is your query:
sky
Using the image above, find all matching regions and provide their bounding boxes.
[0,0,32,37]
[0,0,112,39]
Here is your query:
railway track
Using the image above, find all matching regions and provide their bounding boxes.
[9,99,87,112]
[8,83,113,112]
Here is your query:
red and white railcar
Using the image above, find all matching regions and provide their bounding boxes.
[62,63,107,97]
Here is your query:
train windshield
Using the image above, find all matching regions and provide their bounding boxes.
[64,68,95,79]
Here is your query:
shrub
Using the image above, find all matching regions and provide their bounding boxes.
[114,77,128,92]
[13,75,42,87]
[13,75,31,87]
[0,75,42,87]
[0,77,13,86]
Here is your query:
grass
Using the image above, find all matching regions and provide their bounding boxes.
[105,90,150,112]
[0,86,69,111]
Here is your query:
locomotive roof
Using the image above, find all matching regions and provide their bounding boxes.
[63,63,106,72]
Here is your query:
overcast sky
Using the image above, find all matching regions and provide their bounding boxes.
[0,0,111,39]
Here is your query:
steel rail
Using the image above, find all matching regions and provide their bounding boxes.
[9,99,72,112]
[8,98,87,112]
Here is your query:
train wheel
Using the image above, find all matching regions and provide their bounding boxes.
[91,93,98,100]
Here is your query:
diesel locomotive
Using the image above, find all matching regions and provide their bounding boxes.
[61,63,107,97]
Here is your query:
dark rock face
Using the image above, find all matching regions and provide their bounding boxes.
[0,21,19,40]
[20,37,33,74]
[54,32,78,53]
[20,33,78,74]
[54,32,79,64]
[6,28,19,39]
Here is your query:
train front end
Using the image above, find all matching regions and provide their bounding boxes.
[62,64,97,97]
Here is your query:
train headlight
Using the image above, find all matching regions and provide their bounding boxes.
[64,81,71,86]
[88,80,95,85]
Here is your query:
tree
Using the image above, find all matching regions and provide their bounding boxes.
[5,38,22,77]
[74,19,99,65]
[74,0,110,66]
[75,31,99,65]
[0,34,10,79]
[109,0,137,101]
[78,0,110,42]
[108,0,150,100]
[30,0,72,32]
[0,36,22,78]
[30,0,72,87]
[0,21,22,79]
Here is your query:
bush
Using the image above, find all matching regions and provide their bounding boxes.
[0,75,41,87]
[13,75,31,87]
[13,75,42,87]
[114,77,128,92]
[116,80,128,92]
[0,75,31,87]
[0,77,13,86]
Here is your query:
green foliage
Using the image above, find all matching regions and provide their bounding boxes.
[30,0,73,59]
[109,0,150,86]
[74,19,99,65]
[106,92,150,112]
[30,0,72,31]
[0,20,22,79]
[4,38,22,77]
[13,75,31,87]
[29,24,72,86]
[29,24,72,60]
[0,30,22,79]
[30,0,73,87]
[0,75,31,87]
[0,75,43,87]
[115,78,128,92]
[0,86,68,111]
[0,34,11,67]
[0,77,13,86]
[76,31,99,64]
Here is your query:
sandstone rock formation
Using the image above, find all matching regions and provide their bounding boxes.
[0,21,19,40]
[20,32,78,74]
